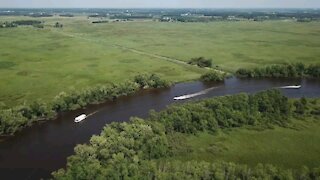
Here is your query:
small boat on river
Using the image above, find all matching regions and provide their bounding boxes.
[280,85,301,89]
[174,86,219,100]
[74,114,87,123]
[174,94,201,100]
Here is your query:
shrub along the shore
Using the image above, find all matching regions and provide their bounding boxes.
[0,74,170,136]
[200,71,227,82]
[236,63,320,78]
[188,57,212,68]
[52,90,320,179]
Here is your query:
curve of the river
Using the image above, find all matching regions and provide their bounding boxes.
[1,77,320,179]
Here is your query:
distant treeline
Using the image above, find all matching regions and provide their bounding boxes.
[92,20,109,24]
[0,22,17,28]
[236,63,320,78]
[110,15,153,19]
[13,20,42,25]
[59,14,74,17]
[52,90,320,179]
[0,74,170,136]
[0,20,43,28]
[1,8,320,22]
[28,13,53,17]
[88,14,108,18]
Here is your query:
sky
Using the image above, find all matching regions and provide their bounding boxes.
[0,0,319,8]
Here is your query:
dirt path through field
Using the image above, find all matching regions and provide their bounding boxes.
[54,30,225,74]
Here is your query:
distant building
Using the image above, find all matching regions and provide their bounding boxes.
[161,17,174,22]
[181,12,191,17]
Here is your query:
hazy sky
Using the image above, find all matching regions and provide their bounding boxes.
[0,0,319,8]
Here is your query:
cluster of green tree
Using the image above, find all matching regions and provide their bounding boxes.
[54,158,320,179]
[0,74,170,136]
[236,63,320,78]
[154,161,320,179]
[0,21,17,28]
[12,20,42,26]
[297,18,313,22]
[59,14,74,17]
[52,118,169,179]
[54,22,63,28]
[1,20,44,28]
[149,90,298,134]
[28,13,53,18]
[134,73,171,89]
[200,71,226,82]
[188,57,212,68]
[92,20,109,24]
[88,14,108,18]
[52,90,320,179]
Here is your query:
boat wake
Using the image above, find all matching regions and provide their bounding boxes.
[279,85,301,89]
[87,111,99,117]
[174,87,219,100]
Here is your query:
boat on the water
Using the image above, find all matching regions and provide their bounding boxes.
[173,94,198,100]
[173,87,219,100]
[74,114,87,123]
[280,85,302,89]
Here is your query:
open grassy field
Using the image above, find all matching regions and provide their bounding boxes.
[0,16,319,106]
[169,118,320,169]
[0,16,204,106]
[58,17,320,72]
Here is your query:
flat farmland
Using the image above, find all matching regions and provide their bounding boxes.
[0,16,319,105]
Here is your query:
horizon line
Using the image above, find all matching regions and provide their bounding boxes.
[0,7,319,9]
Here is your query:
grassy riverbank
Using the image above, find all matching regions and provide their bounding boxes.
[168,118,320,169]
[0,74,170,136]
[1,16,319,106]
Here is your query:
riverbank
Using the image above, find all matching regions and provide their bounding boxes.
[0,74,170,136]
[0,75,317,138]
[52,90,320,179]
[0,68,229,138]
[1,77,319,179]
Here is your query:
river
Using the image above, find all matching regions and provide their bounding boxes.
[0,77,320,179]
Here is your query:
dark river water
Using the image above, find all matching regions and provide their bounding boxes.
[0,77,320,180]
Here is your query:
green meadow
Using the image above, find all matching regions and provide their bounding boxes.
[169,118,320,169]
[0,16,319,106]
[61,18,320,71]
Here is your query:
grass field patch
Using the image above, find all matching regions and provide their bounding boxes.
[168,119,320,169]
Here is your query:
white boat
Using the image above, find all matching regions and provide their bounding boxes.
[280,85,301,89]
[174,94,198,100]
[74,114,87,123]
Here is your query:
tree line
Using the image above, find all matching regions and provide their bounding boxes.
[148,89,314,134]
[13,20,42,25]
[0,21,18,28]
[52,90,320,179]
[0,74,170,136]
[0,20,43,28]
[236,63,320,78]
